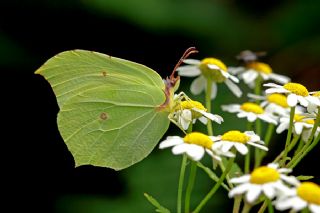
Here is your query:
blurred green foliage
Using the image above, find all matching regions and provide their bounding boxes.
[2,0,320,212]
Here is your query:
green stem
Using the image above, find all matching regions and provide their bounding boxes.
[264,123,275,147]
[288,131,320,169]
[241,202,252,213]
[254,119,262,168]
[193,157,235,213]
[184,161,197,213]
[245,122,253,173]
[254,75,263,100]
[280,106,295,166]
[177,154,187,213]
[256,124,274,166]
[219,161,233,189]
[306,106,320,143]
[233,196,242,213]
[274,134,300,163]
[294,137,305,156]
[287,109,320,168]
[257,201,267,213]
[205,78,213,136]
[244,147,250,173]
[267,198,274,213]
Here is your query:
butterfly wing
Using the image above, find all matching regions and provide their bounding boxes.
[35,50,170,170]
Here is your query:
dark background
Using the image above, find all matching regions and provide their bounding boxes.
[2,0,320,212]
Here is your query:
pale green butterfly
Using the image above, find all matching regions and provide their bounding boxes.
[35,47,197,170]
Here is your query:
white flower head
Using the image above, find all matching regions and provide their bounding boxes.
[221,102,278,124]
[307,91,320,113]
[274,181,320,213]
[248,93,290,117]
[228,62,290,88]
[276,113,319,141]
[170,99,223,130]
[159,132,235,161]
[229,163,299,203]
[177,58,242,99]
[264,82,318,107]
[211,130,268,155]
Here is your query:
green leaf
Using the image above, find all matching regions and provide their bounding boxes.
[144,193,171,213]
[222,158,242,178]
[297,175,314,181]
[35,50,170,170]
[196,162,229,191]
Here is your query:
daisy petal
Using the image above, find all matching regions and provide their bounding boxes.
[234,143,248,155]
[228,66,245,74]
[221,142,234,153]
[294,123,304,135]
[280,175,299,186]
[225,79,242,97]
[190,76,206,95]
[265,88,288,94]
[242,70,258,84]
[185,144,205,161]
[207,64,221,70]
[183,59,201,65]
[287,94,298,107]
[275,197,296,210]
[211,82,217,99]
[297,95,308,107]
[177,65,201,77]
[198,116,208,125]
[228,183,251,197]
[230,175,251,183]
[247,113,257,122]
[159,137,183,149]
[309,204,320,213]
[276,122,289,134]
[292,198,308,211]
[246,185,261,203]
[247,142,268,151]
[262,184,276,199]
[263,83,283,88]
[269,73,290,84]
[172,143,188,155]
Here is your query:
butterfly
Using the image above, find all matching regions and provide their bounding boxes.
[35,47,197,170]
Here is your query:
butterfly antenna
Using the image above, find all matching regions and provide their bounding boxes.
[170,47,198,80]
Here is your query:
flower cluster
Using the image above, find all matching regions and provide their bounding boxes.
[151,50,320,213]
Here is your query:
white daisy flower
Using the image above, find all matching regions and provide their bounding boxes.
[170,100,223,130]
[228,62,290,88]
[211,130,268,155]
[307,91,320,113]
[248,93,290,117]
[221,102,278,124]
[264,82,318,107]
[177,58,242,99]
[276,113,319,142]
[159,132,235,161]
[228,163,299,203]
[275,181,320,213]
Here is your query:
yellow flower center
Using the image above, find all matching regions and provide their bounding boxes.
[266,94,289,108]
[240,102,264,114]
[199,57,227,83]
[297,182,320,205]
[294,114,315,125]
[283,83,309,97]
[246,62,272,74]
[221,130,250,143]
[250,166,280,184]
[175,100,207,118]
[183,132,213,149]
[312,91,320,97]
